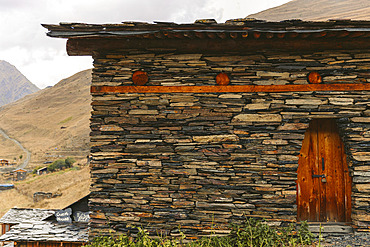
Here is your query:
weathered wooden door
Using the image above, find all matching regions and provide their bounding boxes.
[297,119,351,222]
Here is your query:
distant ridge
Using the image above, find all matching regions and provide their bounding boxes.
[248,0,370,21]
[0,60,39,106]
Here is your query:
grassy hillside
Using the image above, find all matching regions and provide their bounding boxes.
[248,0,370,21]
[0,69,92,167]
[0,166,90,216]
[0,69,92,215]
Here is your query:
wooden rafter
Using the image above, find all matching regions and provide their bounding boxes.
[91,83,370,94]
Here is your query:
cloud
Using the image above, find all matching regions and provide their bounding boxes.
[0,0,291,88]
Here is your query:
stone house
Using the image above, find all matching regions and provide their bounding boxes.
[12,169,27,181]
[43,19,370,237]
[0,160,9,166]
[0,195,89,246]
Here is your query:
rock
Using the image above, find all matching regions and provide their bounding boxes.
[256,71,290,78]
[246,103,271,110]
[285,99,327,105]
[233,114,282,122]
[129,109,159,115]
[262,139,288,145]
[329,98,354,105]
[351,117,370,123]
[99,125,124,131]
[193,135,239,143]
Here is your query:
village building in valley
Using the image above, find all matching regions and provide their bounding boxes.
[0,195,89,247]
[43,19,370,238]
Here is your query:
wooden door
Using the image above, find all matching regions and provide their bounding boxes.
[297,119,351,222]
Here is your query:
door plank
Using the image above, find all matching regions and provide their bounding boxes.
[311,120,321,222]
[318,119,328,222]
[324,119,339,222]
[297,120,320,221]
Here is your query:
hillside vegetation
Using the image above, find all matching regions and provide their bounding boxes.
[248,0,370,21]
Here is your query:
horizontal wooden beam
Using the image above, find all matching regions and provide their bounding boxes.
[67,37,370,56]
[91,83,370,94]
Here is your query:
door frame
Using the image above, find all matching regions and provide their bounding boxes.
[297,118,352,223]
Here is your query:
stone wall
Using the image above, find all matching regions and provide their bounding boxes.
[89,50,370,237]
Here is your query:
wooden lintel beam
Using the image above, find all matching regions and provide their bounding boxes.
[67,37,370,56]
[91,83,370,94]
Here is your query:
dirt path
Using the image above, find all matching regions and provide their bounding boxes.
[0,128,30,169]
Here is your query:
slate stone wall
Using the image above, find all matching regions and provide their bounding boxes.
[89,50,370,237]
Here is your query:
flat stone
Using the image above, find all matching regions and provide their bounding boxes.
[165,54,202,60]
[354,165,370,171]
[108,216,140,222]
[262,139,288,145]
[277,123,309,130]
[253,80,289,85]
[193,134,239,143]
[329,98,354,105]
[353,152,370,161]
[196,202,236,208]
[129,110,158,115]
[353,171,370,176]
[90,198,121,204]
[246,103,271,110]
[308,224,353,234]
[279,155,299,161]
[137,160,162,167]
[219,94,243,99]
[99,125,124,131]
[351,117,370,123]
[233,114,282,122]
[355,184,370,193]
[353,177,370,183]
[91,168,119,174]
[256,71,290,78]
[286,99,327,105]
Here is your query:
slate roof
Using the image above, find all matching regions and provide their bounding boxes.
[43,19,370,39]
[0,221,88,243]
[0,208,55,224]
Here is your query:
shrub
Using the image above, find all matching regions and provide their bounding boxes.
[32,168,38,174]
[47,157,77,172]
[65,157,76,168]
[85,219,315,247]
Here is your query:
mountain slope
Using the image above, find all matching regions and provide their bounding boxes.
[0,69,92,167]
[0,60,39,106]
[0,166,90,217]
[248,0,370,21]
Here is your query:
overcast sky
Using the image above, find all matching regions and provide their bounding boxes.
[0,0,291,88]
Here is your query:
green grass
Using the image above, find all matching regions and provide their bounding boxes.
[58,116,73,124]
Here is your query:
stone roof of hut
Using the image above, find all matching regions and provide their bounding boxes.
[0,208,55,224]
[0,196,90,243]
[0,221,88,243]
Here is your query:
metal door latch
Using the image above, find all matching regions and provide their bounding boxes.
[312,174,326,183]
[312,174,325,178]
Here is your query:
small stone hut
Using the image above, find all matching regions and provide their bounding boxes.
[43,19,370,237]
